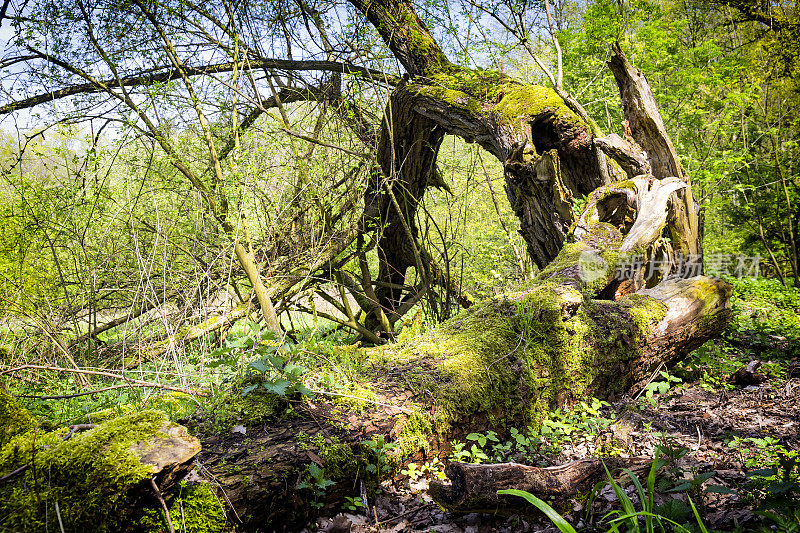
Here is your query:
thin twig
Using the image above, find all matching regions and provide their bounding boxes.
[0,464,29,483]
[55,501,65,533]
[0,364,207,397]
[149,478,176,533]
[17,384,163,400]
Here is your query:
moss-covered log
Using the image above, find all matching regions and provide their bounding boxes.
[194,167,731,528]
[196,270,729,529]
[0,394,216,532]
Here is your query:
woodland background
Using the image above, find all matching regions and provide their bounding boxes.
[0,0,799,531]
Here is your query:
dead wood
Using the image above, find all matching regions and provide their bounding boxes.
[429,458,654,514]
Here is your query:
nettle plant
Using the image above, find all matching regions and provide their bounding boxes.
[209,321,314,398]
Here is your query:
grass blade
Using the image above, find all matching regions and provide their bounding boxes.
[688,496,709,533]
[497,489,577,533]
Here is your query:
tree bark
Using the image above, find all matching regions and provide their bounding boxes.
[196,270,730,530]
[195,168,731,528]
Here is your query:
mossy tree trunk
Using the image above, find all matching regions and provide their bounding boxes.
[194,2,732,527]
[351,0,615,333]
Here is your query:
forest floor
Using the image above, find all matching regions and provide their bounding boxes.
[305,332,800,533]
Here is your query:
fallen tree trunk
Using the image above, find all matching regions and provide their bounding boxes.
[196,259,730,529]
[191,41,732,529]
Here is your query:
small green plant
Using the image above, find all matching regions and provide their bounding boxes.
[343,496,365,512]
[363,435,396,476]
[709,446,800,524]
[401,462,422,480]
[643,371,682,404]
[466,430,499,448]
[448,439,489,464]
[296,463,336,509]
[209,321,314,398]
[421,457,446,480]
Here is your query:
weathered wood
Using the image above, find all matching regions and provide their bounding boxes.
[191,26,732,527]
[594,133,651,178]
[608,43,683,180]
[429,458,654,514]
[196,269,730,529]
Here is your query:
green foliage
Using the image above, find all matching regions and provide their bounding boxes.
[726,277,800,349]
[297,462,336,509]
[342,496,365,512]
[363,435,396,476]
[0,390,33,447]
[209,321,314,398]
[499,452,711,533]
[447,399,617,467]
[643,371,683,404]
[138,481,228,533]
[401,457,446,482]
[497,489,577,533]
[678,276,800,390]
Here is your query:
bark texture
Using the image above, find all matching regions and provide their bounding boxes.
[189,5,732,529]
[429,458,654,514]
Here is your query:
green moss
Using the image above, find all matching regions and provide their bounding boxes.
[330,382,378,415]
[83,403,137,423]
[534,233,622,296]
[413,85,483,114]
[426,65,512,101]
[318,435,358,479]
[203,388,288,434]
[493,85,584,126]
[138,482,227,533]
[395,408,433,457]
[0,390,33,448]
[369,278,670,436]
[0,410,177,531]
[296,432,359,484]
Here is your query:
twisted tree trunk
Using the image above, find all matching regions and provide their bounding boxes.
[193,4,732,528]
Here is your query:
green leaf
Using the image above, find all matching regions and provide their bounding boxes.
[249,360,269,373]
[705,484,737,494]
[746,468,778,478]
[497,490,577,533]
[667,482,693,493]
[688,496,708,533]
[693,471,715,483]
[308,463,323,480]
[295,384,315,398]
[262,379,290,395]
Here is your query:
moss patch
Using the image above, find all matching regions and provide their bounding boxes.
[395,408,433,457]
[370,281,667,436]
[494,85,583,126]
[201,388,289,434]
[138,482,228,533]
[0,390,33,448]
[412,65,585,130]
[0,410,178,531]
